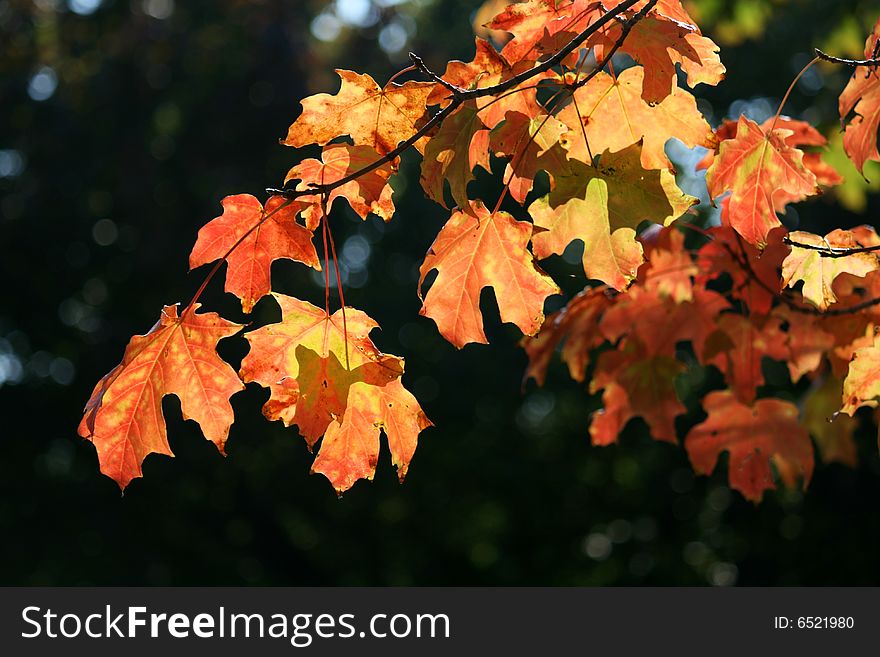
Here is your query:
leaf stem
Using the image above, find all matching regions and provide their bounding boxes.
[769,56,820,133]
[320,195,332,317]
[325,214,350,369]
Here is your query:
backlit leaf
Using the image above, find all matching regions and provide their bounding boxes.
[312,379,432,493]
[838,17,880,173]
[419,201,559,348]
[239,294,403,446]
[78,305,244,489]
[557,67,715,170]
[284,144,397,228]
[705,115,819,246]
[685,391,814,502]
[283,70,434,155]
[189,195,320,313]
[531,177,645,290]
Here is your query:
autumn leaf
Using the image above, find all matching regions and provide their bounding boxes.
[420,101,490,212]
[557,67,715,170]
[698,116,842,188]
[490,111,568,204]
[78,305,244,490]
[823,312,876,378]
[589,341,686,445]
[696,223,790,316]
[529,143,698,292]
[803,376,858,467]
[312,379,432,493]
[523,286,612,385]
[531,177,645,290]
[426,37,547,129]
[600,285,729,358]
[838,17,880,173]
[189,195,320,314]
[486,0,595,66]
[239,294,403,445]
[419,200,559,348]
[702,313,789,404]
[283,70,434,155]
[639,226,697,303]
[598,11,724,103]
[781,227,880,310]
[486,0,705,73]
[537,142,698,228]
[705,115,819,246]
[841,333,880,415]
[284,144,397,229]
[774,307,835,382]
[685,391,814,501]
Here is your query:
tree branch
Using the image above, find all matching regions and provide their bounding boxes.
[815,47,880,68]
[783,235,880,258]
[408,52,465,99]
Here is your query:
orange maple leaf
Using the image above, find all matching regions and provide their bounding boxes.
[419,200,559,348]
[638,226,697,303]
[239,294,404,447]
[189,195,320,313]
[822,311,876,379]
[558,67,715,170]
[705,115,819,246]
[490,111,569,204]
[698,116,842,187]
[841,332,880,415]
[486,0,701,69]
[589,340,686,445]
[285,144,397,229]
[487,0,596,66]
[283,70,434,155]
[701,313,789,405]
[313,379,432,493]
[600,285,729,357]
[838,17,880,173]
[597,10,724,103]
[696,223,790,316]
[773,307,835,382]
[78,305,244,489]
[685,391,814,502]
[420,102,490,212]
[523,286,612,385]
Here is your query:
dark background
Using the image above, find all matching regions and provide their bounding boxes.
[2,0,880,586]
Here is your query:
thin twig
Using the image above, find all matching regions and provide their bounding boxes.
[408,52,465,99]
[784,236,880,258]
[815,47,880,68]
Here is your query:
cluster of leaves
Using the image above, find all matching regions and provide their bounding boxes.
[79,0,880,501]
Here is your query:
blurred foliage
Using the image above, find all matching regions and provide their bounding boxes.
[2,0,880,586]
